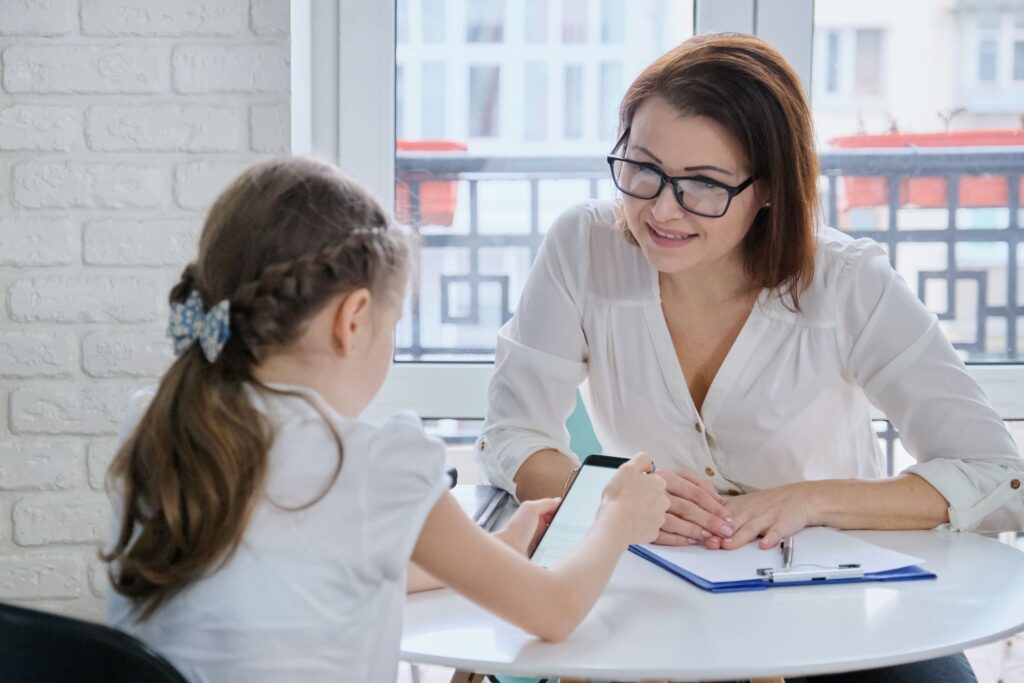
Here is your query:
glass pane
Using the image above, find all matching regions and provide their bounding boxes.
[395,0,694,361]
[422,0,445,43]
[466,0,503,43]
[562,0,588,44]
[978,38,997,83]
[563,64,584,138]
[853,29,882,95]
[601,0,626,44]
[815,2,1024,363]
[421,62,445,138]
[468,65,500,137]
[826,30,840,93]
[524,62,548,142]
[396,65,405,138]
[524,0,548,44]
[600,62,624,140]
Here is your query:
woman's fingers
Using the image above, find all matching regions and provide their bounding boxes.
[720,514,771,550]
[660,511,711,541]
[654,529,699,546]
[677,468,725,503]
[671,497,737,540]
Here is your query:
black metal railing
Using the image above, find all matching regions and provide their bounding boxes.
[397,147,1024,361]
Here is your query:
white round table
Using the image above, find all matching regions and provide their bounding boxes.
[401,530,1024,680]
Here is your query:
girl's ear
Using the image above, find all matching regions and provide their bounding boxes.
[331,288,372,356]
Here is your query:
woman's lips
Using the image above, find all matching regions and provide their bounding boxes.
[647,222,697,248]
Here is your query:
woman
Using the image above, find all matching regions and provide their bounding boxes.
[477,34,1022,681]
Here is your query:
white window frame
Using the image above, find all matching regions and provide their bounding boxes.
[294,0,1024,423]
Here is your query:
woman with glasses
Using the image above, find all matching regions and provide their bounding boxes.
[477,33,1021,681]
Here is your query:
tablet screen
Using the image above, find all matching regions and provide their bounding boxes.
[531,463,619,568]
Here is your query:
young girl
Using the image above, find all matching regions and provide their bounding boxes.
[103,157,668,683]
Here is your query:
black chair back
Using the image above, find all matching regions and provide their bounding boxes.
[0,601,188,683]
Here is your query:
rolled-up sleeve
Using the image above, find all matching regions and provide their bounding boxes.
[837,241,1024,532]
[476,206,591,497]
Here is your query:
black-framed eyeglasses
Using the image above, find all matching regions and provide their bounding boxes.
[606,133,756,218]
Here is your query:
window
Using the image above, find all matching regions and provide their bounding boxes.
[421,62,445,138]
[320,0,1023,422]
[813,26,885,102]
[393,0,694,361]
[815,2,1023,363]
[468,65,500,137]
[525,0,548,43]
[422,0,445,43]
[466,0,503,42]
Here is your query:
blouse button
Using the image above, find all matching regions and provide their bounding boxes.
[1012,479,1021,490]
[478,439,486,452]
[695,423,703,434]
[705,467,715,477]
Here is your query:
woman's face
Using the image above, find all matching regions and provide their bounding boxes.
[619,96,765,280]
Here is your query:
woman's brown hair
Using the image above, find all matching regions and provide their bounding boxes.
[617,33,819,310]
[102,157,411,618]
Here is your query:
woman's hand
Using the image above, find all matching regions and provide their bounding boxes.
[653,467,735,547]
[719,482,819,550]
[493,497,561,556]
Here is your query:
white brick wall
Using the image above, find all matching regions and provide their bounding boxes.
[0,0,290,619]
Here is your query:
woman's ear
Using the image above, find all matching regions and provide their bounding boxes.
[331,288,372,356]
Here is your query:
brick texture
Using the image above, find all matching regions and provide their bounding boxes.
[0,0,288,618]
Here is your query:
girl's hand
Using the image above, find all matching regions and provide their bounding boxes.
[652,467,734,547]
[719,482,818,550]
[598,452,670,545]
[493,497,561,556]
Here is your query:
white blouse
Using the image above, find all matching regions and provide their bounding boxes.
[477,200,1024,532]
[109,385,448,683]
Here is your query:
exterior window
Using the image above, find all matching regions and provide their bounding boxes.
[853,29,883,95]
[562,0,588,43]
[563,64,584,138]
[524,62,548,142]
[468,65,501,137]
[467,0,503,43]
[601,0,625,44]
[421,62,445,138]
[422,0,445,43]
[525,0,548,44]
[395,0,694,360]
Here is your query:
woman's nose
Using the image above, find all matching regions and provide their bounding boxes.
[650,182,684,222]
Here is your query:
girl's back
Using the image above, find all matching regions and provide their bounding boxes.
[108,385,446,682]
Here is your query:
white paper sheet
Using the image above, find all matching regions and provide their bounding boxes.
[638,527,925,583]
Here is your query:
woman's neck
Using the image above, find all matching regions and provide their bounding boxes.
[658,255,758,310]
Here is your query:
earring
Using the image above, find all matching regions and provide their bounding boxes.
[763,202,771,207]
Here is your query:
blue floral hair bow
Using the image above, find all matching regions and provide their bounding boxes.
[167,291,231,363]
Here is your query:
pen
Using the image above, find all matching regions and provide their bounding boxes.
[781,536,794,569]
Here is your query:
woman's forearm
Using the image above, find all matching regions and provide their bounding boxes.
[513,448,577,501]
[809,474,950,530]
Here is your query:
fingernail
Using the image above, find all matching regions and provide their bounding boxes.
[701,530,711,538]
[726,517,735,524]
[688,538,699,545]
[721,525,734,536]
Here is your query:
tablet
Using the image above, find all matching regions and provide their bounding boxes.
[530,454,626,568]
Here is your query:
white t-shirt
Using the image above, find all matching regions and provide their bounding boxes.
[107,383,448,683]
[477,200,1024,532]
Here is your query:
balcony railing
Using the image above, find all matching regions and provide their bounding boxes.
[396,147,1024,361]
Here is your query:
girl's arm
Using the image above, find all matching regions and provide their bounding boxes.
[407,497,561,594]
[411,454,667,642]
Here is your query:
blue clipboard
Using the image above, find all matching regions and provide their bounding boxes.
[628,544,936,593]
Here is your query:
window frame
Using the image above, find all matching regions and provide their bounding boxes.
[295,0,1024,423]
